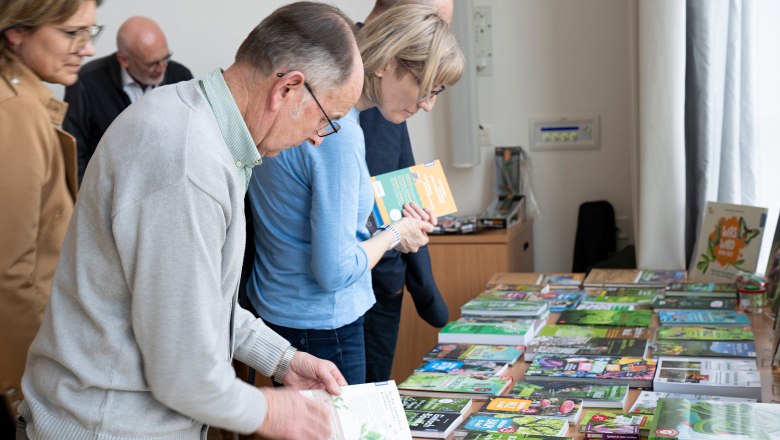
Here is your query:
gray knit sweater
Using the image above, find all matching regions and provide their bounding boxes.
[19,78,290,439]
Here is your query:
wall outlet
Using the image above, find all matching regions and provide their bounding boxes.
[615,215,630,240]
[478,123,493,146]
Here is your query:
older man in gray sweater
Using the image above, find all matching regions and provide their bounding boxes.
[18,3,364,439]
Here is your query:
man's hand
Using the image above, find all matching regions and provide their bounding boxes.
[280,351,347,394]
[256,387,332,439]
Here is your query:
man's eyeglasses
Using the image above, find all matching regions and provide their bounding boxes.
[396,57,446,102]
[56,24,104,54]
[276,73,340,137]
[143,53,173,70]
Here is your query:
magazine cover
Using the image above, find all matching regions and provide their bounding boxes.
[689,201,768,283]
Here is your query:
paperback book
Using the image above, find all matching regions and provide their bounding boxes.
[627,391,756,416]
[657,310,751,326]
[486,273,545,288]
[524,355,656,388]
[634,270,686,288]
[454,413,569,438]
[664,282,737,298]
[556,310,653,327]
[371,159,457,228]
[406,410,463,439]
[651,297,737,310]
[477,290,549,302]
[536,325,650,339]
[651,340,756,358]
[507,381,629,409]
[580,287,662,308]
[478,396,583,423]
[647,399,780,439]
[579,410,648,439]
[538,289,585,312]
[300,381,411,440]
[583,269,641,288]
[688,201,768,283]
[525,336,648,361]
[539,273,585,288]
[463,433,574,440]
[576,303,635,311]
[423,344,525,364]
[655,325,754,341]
[438,321,535,346]
[414,359,509,379]
[398,373,513,399]
[652,357,761,399]
[461,298,549,317]
[401,395,473,414]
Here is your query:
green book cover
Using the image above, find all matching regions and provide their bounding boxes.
[398,373,511,396]
[456,413,568,437]
[536,325,650,339]
[400,395,472,413]
[423,344,525,363]
[656,325,754,341]
[528,336,647,358]
[628,391,756,416]
[462,299,548,316]
[464,433,574,440]
[556,309,653,327]
[507,381,629,407]
[648,399,780,439]
[440,321,533,336]
[582,287,662,305]
[652,340,756,358]
[477,290,548,301]
[652,297,738,310]
[579,409,651,433]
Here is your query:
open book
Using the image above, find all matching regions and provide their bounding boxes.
[371,160,456,228]
[300,381,411,440]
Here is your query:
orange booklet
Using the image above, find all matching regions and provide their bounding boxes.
[371,159,457,228]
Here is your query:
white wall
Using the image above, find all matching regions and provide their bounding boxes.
[70,0,638,272]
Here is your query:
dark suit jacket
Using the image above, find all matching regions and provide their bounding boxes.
[63,53,193,184]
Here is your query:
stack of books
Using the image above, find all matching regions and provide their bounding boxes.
[402,395,472,439]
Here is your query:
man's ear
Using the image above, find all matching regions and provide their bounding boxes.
[116,52,129,69]
[269,70,305,111]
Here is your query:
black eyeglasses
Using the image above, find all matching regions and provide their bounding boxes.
[56,24,103,54]
[396,58,446,102]
[143,53,173,69]
[277,73,340,137]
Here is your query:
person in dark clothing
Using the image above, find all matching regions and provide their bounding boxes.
[63,16,192,184]
[360,0,454,383]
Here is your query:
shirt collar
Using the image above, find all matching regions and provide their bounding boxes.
[1,54,68,126]
[198,68,262,190]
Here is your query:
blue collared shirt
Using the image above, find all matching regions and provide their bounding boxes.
[198,68,261,191]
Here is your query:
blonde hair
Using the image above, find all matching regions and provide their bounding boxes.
[359,3,464,103]
[0,0,101,74]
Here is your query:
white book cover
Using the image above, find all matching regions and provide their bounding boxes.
[301,381,412,440]
[690,201,768,282]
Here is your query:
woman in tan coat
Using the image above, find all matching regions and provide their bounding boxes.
[0,0,101,399]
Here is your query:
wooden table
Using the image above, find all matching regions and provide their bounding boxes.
[412,309,779,439]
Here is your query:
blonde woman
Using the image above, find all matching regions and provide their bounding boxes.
[0,0,101,400]
[245,3,464,384]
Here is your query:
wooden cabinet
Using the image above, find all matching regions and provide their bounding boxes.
[390,220,534,383]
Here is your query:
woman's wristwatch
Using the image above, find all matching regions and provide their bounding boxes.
[374,224,401,251]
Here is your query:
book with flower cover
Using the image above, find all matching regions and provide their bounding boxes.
[664,282,737,298]
[370,159,457,228]
[423,344,525,364]
[627,391,756,416]
[651,296,738,310]
[454,413,569,438]
[556,310,653,327]
[524,355,656,388]
[413,359,509,379]
[397,373,512,399]
[463,433,574,440]
[507,381,629,409]
[647,399,780,439]
[657,310,751,326]
[477,396,583,423]
[655,325,754,341]
[689,201,768,283]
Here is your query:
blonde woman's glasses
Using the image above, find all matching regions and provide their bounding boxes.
[56,24,104,54]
